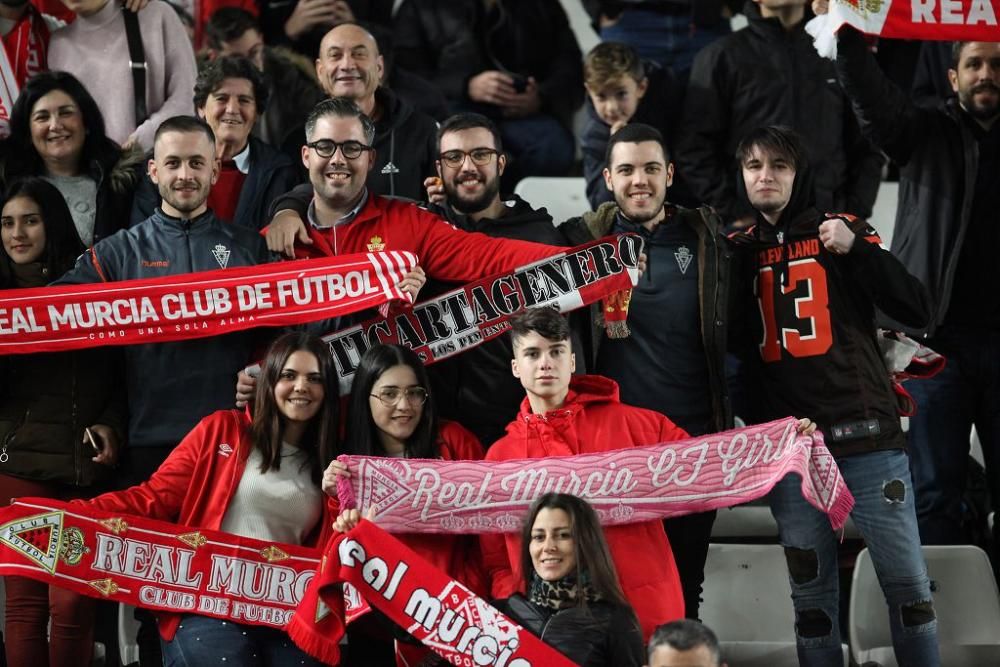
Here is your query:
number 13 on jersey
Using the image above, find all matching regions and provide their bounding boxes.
[756,258,833,362]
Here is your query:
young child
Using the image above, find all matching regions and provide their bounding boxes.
[581,42,681,210]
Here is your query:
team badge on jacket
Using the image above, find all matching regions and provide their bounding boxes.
[367,236,386,252]
[212,244,231,269]
[675,246,692,274]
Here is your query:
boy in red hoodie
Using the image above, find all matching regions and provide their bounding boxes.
[481,306,687,640]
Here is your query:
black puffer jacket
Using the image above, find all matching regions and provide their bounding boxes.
[834,26,983,337]
[0,263,126,487]
[676,1,882,222]
[393,0,583,126]
[493,595,644,667]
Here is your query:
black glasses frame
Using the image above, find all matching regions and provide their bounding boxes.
[307,139,373,160]
[438,148,500,169]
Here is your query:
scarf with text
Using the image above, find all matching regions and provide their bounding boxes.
[287,519,579,667]
[0,5,49,138]
[0,498,342,646]
[0,251,416,354]
[271,235,642,394]
[336,417,855,533]
[808,1,998,59]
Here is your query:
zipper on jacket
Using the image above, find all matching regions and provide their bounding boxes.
[0,409,28,464]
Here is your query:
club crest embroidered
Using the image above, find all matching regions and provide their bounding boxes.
[675,246,693,274]
[367,235,385,252]
[380,162,400,175]
[212,244,231,269]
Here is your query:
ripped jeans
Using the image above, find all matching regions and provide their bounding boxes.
[768,449,940,667]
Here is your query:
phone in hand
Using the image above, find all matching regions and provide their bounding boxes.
[84,427,101,454]
[511,75,528,94]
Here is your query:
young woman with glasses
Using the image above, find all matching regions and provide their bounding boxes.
[325,343,485,666]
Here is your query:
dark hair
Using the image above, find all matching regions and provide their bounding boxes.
[249,332,339,480]
[0,177,85,285]
[509,307,570,349]
[345,344,439,459]
[304,97,376,145]
[734,125,805,171]
[153,115,216,150]
[951,41,972,69]
[436,112,504,155]
[1,71,121,182]
[584,42,644,88]
[204,7,259,51]
[194,56,269,115]
[648,620,722,666]
[605,122,670,167]
[519,494,631,610]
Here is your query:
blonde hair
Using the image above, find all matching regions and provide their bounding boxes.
[584,42,644,89]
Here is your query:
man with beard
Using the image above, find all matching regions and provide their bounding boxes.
[727,124,937,667]
[814,0,1000,547]
[423,112,577,445]
[235,102,570,414]
[557,123,732,620]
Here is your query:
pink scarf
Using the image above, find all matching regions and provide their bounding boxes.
[337,417,855,533]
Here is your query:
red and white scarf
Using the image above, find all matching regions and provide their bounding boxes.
[809,1,999,59]
[0,5,49,138]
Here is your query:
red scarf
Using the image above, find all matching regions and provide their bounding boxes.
[288,520,580,667]
[0,5,49,137]
[0,251,416,354]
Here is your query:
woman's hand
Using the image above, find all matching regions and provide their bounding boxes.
[88,424,120,467]
[796,418,818,435]
[322,460,350,497]
[332,506,376,533]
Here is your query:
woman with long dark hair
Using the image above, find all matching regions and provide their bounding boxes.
[0,70,141,246]
[327,343,485,666]
[80,331,339,666]
[494,493,646,667]
[0,177,126,667]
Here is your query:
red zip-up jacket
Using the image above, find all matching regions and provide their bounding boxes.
[274,195,561,281]
[481,375,687,641]
[78,410,336,641]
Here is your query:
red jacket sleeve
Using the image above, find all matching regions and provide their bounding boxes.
[79,416,213,520]
[656,414,690,444]
[412,208,564,283]
[437,420,486,461]
[481,532,518,600]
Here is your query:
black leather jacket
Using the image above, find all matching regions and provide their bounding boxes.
[493,595,644,667]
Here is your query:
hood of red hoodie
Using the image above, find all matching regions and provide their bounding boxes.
[508,374,621,431]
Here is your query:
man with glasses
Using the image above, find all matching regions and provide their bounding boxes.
[422,112,583,445]
[236,100,570,408]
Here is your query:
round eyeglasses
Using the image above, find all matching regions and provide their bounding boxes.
[438,148,499,169]
[307,139,373,160]
[370,387,429,407]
